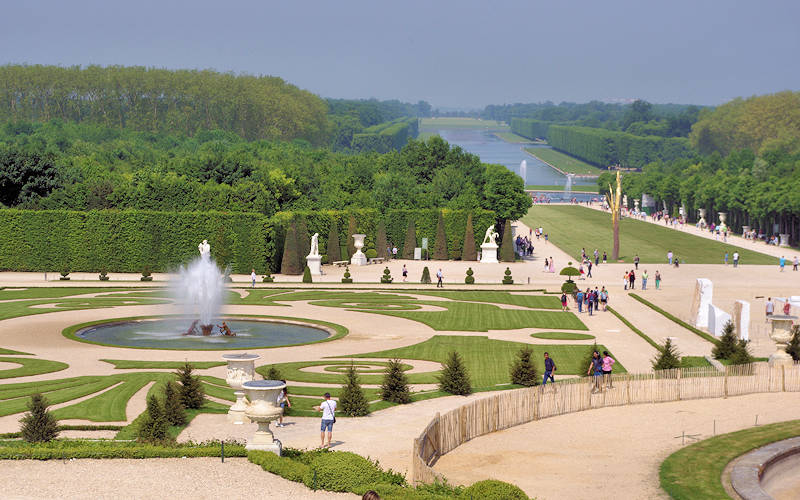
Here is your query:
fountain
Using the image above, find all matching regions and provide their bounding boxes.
[174,240,225,334]
[223,353,260,424]
[519,160,527,184]
[564,173,574,198]
[243,380,286,455]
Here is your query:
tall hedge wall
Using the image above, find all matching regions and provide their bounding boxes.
[511,118,551,141]
[385,209,496,260]
[351,117,419,153]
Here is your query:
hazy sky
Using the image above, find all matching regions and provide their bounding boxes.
[2,0,799,108]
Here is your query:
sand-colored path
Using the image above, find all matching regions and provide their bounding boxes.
[434,392,800,500]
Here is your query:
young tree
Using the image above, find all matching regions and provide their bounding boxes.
[280,221,303,275]
[510,347,538,386]
[402,219,417,259]
[137,395,170,444]
[433,211,449,260]
[346,215,357,259]
[339,363,370,416]
[265,366,283,380]
[786,326,800,361]
[438,351,472,395]
[500,219,515,262]
[729,339,754,365]
[376,220,388,259]
[163,381,186,426]
[380,359,411,404]
[712,321,738,360]
[327,221,342,263]
[652,338,681,370]
[175,362,205,409]
[20,393,59,443]
[461,213,477,261]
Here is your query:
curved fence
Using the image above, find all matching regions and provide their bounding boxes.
[412,362,800,484]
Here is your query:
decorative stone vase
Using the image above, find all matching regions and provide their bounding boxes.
[742,225,751,236]
[718,212,727,224]
[779,234,790,247]
[698,208,707,228]
[222,353,260,424]
[243,380,286,455]
[350,234,367,266]
[767,316,796,366]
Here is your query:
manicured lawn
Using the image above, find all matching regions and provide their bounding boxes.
[101,359,226,369]
[494,131,538,143]
[523,205,776,264]
[680,356,712,368]
[525,147,603,175]
[413,291,561,309]
[420,117,508,130]
[0,347,32,355]
[51,373,171,421]
[660,419,800,499]
[0,296,170,321]
[0,357,68,379]
[0,376,119,416]
[0,287,130,300]
[256,360,430,385]
[530,331,595,340]
[526,184,599,193]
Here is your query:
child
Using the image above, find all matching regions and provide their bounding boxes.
[276,382,291,427]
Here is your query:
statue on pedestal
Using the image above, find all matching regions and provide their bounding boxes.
[483,225,499,245]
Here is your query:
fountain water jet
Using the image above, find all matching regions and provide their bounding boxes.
[174,239,225,333]
[519,160,527,184]
[565,173,574,198]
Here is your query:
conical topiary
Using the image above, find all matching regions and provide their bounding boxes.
[163,381,186,426]
[137,395,170,444]
[175,362,205,409]
[402,219,417,259]
[438,351,472,395]
[500,219,515,262]
[327,222,342,263]
[712,321,738,360]
[380,359,411,404]
[302,265,312,283]
[461,213,477,261]
[281,221,303,275]
[510,346,538,386]
[652,338,681,370]
[341,266,353,283]
[421,266,431,284]
[465,267,475,284]
[20,393,59,443]
[433,211,448,260]
[347,215,357,259]
[296,216,311,268]
[380,267,393,284]
[376,220,389,259]
[502,267,514,285]
[340,363,370,416]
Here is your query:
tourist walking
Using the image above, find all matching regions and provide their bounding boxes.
[594,249,599,266]
[602,351,616,388]
[634,254,640,270]
[602,251,607,264]
[641,270,648,290]
[402,264,408,282]
[623,271,629,290]
[317,392,337,448]
[392,246,398,259]
[628,270,636,290]
[276,382,291,427]
[560,292,568,311]
[587,261,593,278]
[794,256,799,271]
[436,268,443,287]
[733,252,739,268]
[587,289,594,316]
[780,256,786,272]
[587,351,604,394]
[576,289,585,313]
[766,297,774,318]
[600,287,608,310]
[543,352,557,385]
[544,257,549,272]
[724,252,729,265]
[250,268,257,288]
[655,270,662,289]
[667,250,673,265]
[549,258,555,273]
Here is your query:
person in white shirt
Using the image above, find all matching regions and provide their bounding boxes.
[766,297,774,319]
[250,269,257,288]
[733,252,739,268]
[317,392,337,448]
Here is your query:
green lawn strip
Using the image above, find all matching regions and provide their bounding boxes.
[0,287,131,300]
[201,382,235,402]
[0,296,170,321]
[115,399,229,440]
[100,359,226,369]
[0,377,120,417]
[0,348,32,355]
[522,205,776,265]
[0,439,245,459]
[680,356,712,368]
[530,331,595,340]
[660,419,800,500]
[361,301,587,331]
[0,377,98,401]
[348,335,624,387]
[420,117,508,130]
[308,300,422,311]
[524,148,602,175]
[236,290,416,306]
[494,131,537,143]
[256,361,433,385]
[51,373,166,422]
[607,306,662,352]
[629,294,720,345]
[199,375,229,386]
[526,184,599,193]
[0,357,69,379]
[412,291,561,309]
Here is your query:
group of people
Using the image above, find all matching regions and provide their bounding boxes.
[514,235,534,256]
[588,350,616,393]
[567,287,609,315]
[779,256,799,272]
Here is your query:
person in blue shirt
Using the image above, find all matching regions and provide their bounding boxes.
[780,256,786,272]
[542,352,557,385]
[576,290,585,313]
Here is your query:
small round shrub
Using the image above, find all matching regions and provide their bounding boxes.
[303,451,385,492]
[561,281,577,294]
[462,479,529,500]
[465,267,475,284]
[366,249,378,259]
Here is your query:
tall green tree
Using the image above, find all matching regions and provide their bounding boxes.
[281,221,302,275]
[402,219,417,259]
[326,222,342,263]
[376,220,388,258]
[20,393,59,443]
[433,211,448,260]
[346,215,357,259]
[175,362,205,409]
[438,351,472,395]
[500,219,515,262]
[461,213,477,261]
[380,359,411,404]
[339,363,370,416]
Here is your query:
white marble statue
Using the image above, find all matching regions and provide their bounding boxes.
[483,225,498,245]
[310,233,320,256]
[198,239,211,260]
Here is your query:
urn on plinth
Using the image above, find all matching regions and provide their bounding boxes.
[222,353,260,424]
[350,234,367,266]
[767,316,796,366]
[243,379,286,455]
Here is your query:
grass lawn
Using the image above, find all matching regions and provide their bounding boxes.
[530,331,595,340]
[0,287,130,300]
[680,356,712,368]
[494,131,538,143]
[0,376,119,417]
[256,360,430,385]
[420,117,508,130]
[51,373,171,421]
[412,291,561,309]
[526,184,599,193]
[0,347,32,355]
[0,296,169,321]
[660,419,800,499]
[523,205,776,264]
[525,148,603,175]
[101,359,226,369]
[0,357,68,379]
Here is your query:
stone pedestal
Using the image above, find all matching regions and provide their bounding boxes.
[733,300,750,341]
[767,316,796,367]
[779,234,790,247]
[350,234,367,266]
[306,254,322,275]
[742,225,751,236]
[691,278,714,328]
[223,353,260,424]
[243,380,286,455]
[480,243,499,264]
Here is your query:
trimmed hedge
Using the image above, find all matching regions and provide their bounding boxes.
[0,440,246,459]
[463,480,529,500]
[351,117,419,153]
[511,118,550,141]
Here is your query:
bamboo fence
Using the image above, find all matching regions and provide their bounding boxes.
[412,362,800,484]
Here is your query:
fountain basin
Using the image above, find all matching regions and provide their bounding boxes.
[70,317,332,350]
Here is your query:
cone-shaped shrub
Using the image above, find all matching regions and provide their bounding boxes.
[347,215,357,259]
[652,338,681,370]
[175,362,205,409]
[434,211,448,260]
[327,222,342,263]
[380,359,411,404]
[500,219,515,262]
[787,326,800,361]
[20,394,59,443]
[502,267,514,285]
[402,220,417,259]
[510,347,538,386]
[340,364,370,416]
[296,216,310,267]
[438,351,472,395]
[281,221,302,275]
[421,266,431,284]
[163,381,186,426]
[302,265,312,283]
[380,267,393,284]
[137,395,170,444]
[376,220,388,259]
[341,266,353,283]
[712,321,738,360]
[465,267,475,284]
[462,213,477,261]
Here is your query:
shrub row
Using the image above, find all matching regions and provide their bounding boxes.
[0,208,493,273]
[510,118,550,140]
[351,117,419,152]
[0,440,246,460]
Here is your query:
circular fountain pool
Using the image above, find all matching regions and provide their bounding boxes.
[73,318,331,350]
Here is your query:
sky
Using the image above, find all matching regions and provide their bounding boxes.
[2,0,799,109]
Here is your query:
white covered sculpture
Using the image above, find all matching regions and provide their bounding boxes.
[733,300,750,341]
[707,304,732,337]
[691,278,713,328]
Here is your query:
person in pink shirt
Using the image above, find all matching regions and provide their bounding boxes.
[602,351,616,389]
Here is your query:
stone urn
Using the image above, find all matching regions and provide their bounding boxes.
[350,234,367,266]
[222,353,260,424]
[243,380,286,455]
[718,212,727,225]
[779,233,790,247]
[698,208,707,228]
[742,225,751,236]
[767,315,796,366]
